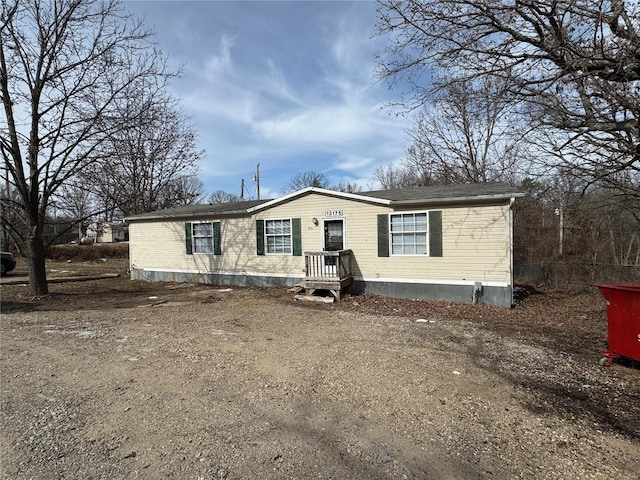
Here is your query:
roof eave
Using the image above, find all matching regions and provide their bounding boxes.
[390,192,526,207]
[125,210,252,222]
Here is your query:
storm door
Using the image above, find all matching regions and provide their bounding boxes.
[323,219,344,274]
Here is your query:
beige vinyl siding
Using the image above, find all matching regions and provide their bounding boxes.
[254,193,511,284]
[379,205,511,284]
[129,216,304,276]
[129,220,220,272]
[129,192,512,284]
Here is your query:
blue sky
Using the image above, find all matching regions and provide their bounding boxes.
[125,0,412,200]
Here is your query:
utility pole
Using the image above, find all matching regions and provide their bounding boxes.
[253,163,260,200]
[240,179,245,200]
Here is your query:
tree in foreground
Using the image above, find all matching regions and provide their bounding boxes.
[1,0,175,295]
[376,0,640,200]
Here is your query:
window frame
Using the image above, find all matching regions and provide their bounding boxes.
[191,221,215,254]
[389,211,429,256]
[264,218,293,255]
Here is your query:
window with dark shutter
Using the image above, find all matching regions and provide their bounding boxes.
[213,222,222,255]
[384,210,443,257]
[429,211,443,257]
[377,214,389,257]
[185,222,193,255]
[263,218,295,255]
[292,218,302,256]
[256,220,265,255]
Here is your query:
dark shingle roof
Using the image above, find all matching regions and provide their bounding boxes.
[126,182,523,222]
[360,182,522,202]
[125,199,270,221]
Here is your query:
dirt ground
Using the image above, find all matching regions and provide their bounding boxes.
[1,259,639,479]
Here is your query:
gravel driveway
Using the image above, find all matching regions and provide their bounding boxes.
[1,274,639,479]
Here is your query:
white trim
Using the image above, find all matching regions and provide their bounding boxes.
[322,217,346,275]
[247,187,391,213]
[509,197,515,290]
[191,221,214,254]
[355,275,510,288]
[388,211,429,256]
[322,217,346,250]
[264,217,293,255]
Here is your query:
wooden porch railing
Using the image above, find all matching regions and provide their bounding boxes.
[298,250,353,301]
[304,249,353,281]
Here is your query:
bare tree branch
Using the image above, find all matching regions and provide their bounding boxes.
[1,0,179,294]
[376,0,640,198]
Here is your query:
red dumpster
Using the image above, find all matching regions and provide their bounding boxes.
[594,284,640,366]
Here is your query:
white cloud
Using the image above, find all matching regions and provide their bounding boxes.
[331,154,376,172]
[127,1,412,196]
[255,105,375,145]
[204,34,235,78]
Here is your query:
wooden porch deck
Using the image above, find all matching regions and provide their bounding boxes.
[292,250,353,302]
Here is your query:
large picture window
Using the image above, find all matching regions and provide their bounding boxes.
[265,219,291,254]
[390,213,427,255]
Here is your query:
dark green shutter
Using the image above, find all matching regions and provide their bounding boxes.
[185,222,193,255]
[377,214,389,257]
[292,218,302,256]
[213,222,221,255]
[429,211,443,257]
[256,220,265,255]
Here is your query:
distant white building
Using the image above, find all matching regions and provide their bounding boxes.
[87,222,126,243]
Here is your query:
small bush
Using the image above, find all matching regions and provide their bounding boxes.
[46,243,129,261]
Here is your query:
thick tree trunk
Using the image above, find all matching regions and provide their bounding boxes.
[28,228,48,296]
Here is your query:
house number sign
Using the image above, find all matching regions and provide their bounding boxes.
[325,210,343,217]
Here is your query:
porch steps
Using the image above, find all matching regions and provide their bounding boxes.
[287,284,305,295]
[291,250,354,302]
[294,293,335,303]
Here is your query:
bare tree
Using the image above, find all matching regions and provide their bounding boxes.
[154,175,204,210]
[405,78,530,184]
[83,91,204,217]
[1,0,174,294]
[55,182,95,226]
[332,181,362,194]
[281,171,329,193]
[208,190,241,204]
[376,0,640,198]
[372,163,424,189]
[0,183,27,252]
[52,180,97,240]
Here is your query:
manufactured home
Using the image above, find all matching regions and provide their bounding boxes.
[126,182,524,307]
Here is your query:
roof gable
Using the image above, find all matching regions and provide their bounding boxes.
[246,187,391,213]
